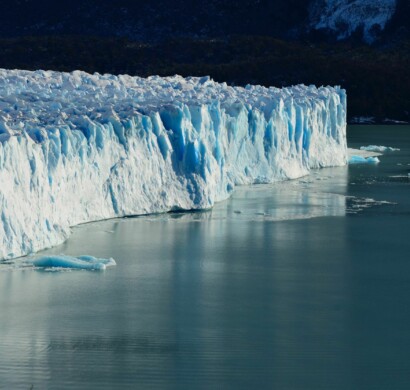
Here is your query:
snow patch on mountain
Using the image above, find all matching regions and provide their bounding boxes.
[310,0,397,43]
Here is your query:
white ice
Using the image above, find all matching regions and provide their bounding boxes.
[310,0,397,43]
[349,155,380,164]
[0,69,347,260]
[360,145,400,152]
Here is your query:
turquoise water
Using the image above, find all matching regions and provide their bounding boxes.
[1,126,409,389]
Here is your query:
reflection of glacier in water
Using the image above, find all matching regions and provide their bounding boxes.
[137,165,350,224]
[46,165,356,259]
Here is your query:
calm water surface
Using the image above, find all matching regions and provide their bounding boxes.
[1,126,410,389]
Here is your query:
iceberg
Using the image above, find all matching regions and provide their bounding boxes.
[349,155,380,164]
[0,69,347,260]
[28,255,116,270]
[360,145,400,152]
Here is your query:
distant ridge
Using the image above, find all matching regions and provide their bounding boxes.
[0,0,407,44]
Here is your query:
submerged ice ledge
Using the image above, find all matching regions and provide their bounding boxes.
[0,69,347,260]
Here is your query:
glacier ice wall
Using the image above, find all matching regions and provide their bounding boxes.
[0,69,347,260]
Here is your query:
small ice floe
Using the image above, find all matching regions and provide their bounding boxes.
[360,145,400,153]
[349,155,380,164]
[28,255,116,271]
[346,196,395,214]
[350,116,375,124]
[348,148,381,161]
[389,175,410,181]
[383,118,409,124]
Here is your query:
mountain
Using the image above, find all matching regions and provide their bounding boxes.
[0,0,407,43]
[309,0,397,43]
[0,0,408,122]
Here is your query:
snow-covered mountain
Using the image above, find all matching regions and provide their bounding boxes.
[309,0,397,43]
[0,0,404,44]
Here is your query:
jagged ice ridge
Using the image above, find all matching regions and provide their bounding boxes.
[0,69,347,260]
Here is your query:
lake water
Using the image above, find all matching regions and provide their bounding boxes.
[1,125,410,389]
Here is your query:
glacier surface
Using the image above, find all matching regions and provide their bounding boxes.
[0,69,347,260]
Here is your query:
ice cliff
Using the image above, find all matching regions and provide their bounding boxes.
[0,69,347,260]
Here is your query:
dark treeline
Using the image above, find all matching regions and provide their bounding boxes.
[0,35,409,122]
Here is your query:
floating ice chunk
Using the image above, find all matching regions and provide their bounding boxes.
[28,255,116,270]
[346,196,395,213]
[350,116,375,124]
[383,118,409,124]
[349,155,380,164]
[347,147,381,159]
[360,145,400,152]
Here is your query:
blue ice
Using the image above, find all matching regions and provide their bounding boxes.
[29,255,116,270]
[349,155,380,164]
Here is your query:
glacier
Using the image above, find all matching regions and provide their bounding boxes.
[0,69,347,260]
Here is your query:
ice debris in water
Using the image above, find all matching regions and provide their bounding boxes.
[360,145,400,152]
[349,155,380,164]
[28,255,116,270]
[0,69,347,260]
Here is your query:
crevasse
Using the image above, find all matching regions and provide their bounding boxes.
[0,69,347,260]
